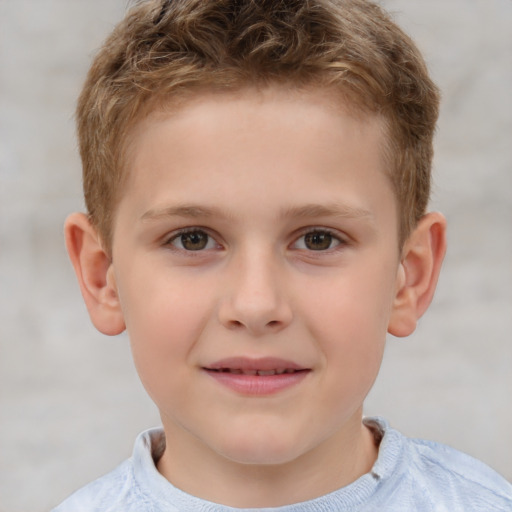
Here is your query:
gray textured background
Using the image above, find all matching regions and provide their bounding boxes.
[0,1,511,510]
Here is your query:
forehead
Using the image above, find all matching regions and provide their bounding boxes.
[124,85,389,172]
[118,86,395,228]
[126,83,386,144]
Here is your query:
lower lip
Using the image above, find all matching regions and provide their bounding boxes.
[204,370,310,396]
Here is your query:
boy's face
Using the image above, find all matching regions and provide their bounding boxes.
[110,87,402,470]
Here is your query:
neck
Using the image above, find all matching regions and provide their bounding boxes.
[157,414,378,508]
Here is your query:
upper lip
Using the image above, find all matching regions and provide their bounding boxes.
[204,357,308,373]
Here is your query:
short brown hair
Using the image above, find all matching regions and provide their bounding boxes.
[76,0,440,253]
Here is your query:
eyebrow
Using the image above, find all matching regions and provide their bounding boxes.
[140,202,373,223]
[280,203,374,221]
[140,205,229,222]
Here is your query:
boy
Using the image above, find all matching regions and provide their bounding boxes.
[54,0,512,510]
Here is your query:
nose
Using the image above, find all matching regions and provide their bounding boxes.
[217,249,293,336]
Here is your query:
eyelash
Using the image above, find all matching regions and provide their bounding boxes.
[164,228,221,252]
[292,228,346,252]
[163,227,348,253]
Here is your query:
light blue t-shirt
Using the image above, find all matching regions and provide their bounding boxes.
[52,417,512,511]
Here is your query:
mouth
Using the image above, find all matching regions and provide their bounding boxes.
[207,368,305,376]
[204,356,308,374]
[203,357,310,395]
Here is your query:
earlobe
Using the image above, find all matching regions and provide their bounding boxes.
[64,213,126,336]
[388,212,447,338]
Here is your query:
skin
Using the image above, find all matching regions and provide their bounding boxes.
[66,86,446,507]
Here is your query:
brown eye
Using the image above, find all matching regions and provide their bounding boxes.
[171,230,214,251]
[294,230,341,251]
[304,232,333,250]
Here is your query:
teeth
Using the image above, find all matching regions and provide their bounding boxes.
[218,368,297,376]
[257,370,276,376]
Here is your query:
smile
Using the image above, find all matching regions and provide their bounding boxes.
[203,357,310,395]
[209,368,302,376]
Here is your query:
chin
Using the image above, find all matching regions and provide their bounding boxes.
[214,430,307,466]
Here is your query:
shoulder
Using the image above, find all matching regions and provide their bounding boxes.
[401,430,512,510]
[51,459,137,512]
[51,428,167,512]
[411,437,510,489]
[365,417,512,511]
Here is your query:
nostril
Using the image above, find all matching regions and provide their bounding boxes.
[228,319,281,330]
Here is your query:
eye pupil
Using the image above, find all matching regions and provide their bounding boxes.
[304,232,332,250]
[181,231,208,250]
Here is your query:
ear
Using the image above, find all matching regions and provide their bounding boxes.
[64,212,126,336]
[388,212,447,337]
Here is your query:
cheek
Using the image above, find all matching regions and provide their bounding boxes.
[116,269,216,387]
[120,264,213,335]
[310,297,386,417]
[315,300,386,383]
[300,265,394,380]
[304,268,394,337]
